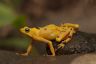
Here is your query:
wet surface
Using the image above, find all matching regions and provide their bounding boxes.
[0,50,96,64]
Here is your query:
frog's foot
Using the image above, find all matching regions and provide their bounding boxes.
[16,53,28,56]
[57,43,65,49]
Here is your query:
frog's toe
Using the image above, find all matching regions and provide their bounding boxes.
[57,43,65,49]
[16,53,28,56]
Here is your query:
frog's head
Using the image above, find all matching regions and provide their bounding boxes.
[20,26,32,37]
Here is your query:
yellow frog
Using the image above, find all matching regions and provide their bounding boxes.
[17,23,79,56]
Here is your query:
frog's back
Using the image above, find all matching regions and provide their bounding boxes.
[39,24,59,40]
[44,24,58,30]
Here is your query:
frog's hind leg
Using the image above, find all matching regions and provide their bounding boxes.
[62,28,75,44]
[56,28,71,42]
[57,29,75,50]
[55,37,71,51]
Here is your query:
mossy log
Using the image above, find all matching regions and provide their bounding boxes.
[46,31,96,55]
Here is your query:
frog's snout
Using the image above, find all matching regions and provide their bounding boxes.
[20,28,24,33]
[20,28,22,32]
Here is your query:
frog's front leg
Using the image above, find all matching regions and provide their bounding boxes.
[32,35,55,56]
[16,43,32,56]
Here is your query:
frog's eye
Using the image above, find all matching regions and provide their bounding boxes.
[25,27,30,32]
